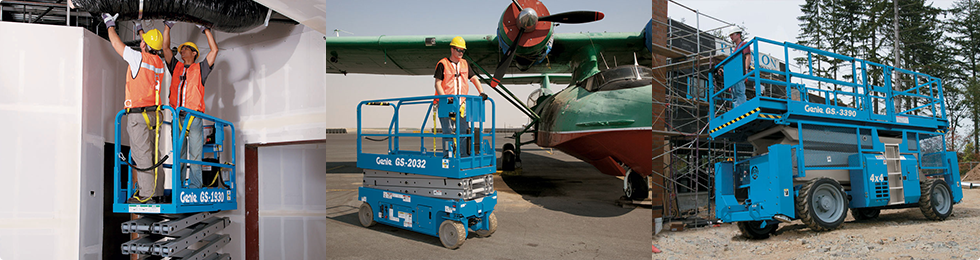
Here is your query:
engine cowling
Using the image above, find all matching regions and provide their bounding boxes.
[496,0,555,71]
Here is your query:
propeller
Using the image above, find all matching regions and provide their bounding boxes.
[490,0,604,88]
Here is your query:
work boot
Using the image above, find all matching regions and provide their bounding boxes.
[126,197,156,204]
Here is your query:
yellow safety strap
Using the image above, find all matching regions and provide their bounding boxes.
[432,107,437,152]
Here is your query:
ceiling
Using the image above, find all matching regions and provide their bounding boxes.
[251,0,325,35]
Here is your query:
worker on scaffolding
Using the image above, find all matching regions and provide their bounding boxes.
[433,36,488,157]
[161,21,219,189]
[102,13,167,204]
[720,27,753,107]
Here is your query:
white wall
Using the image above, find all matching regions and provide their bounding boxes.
[257,144,326,260]
[0,21,127,260]
[0,20,327,260]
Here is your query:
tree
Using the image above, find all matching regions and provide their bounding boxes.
[945,0,980,155]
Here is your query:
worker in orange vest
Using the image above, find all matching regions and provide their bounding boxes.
[433,36,487,157]
[161,21,219,189]
[102,13,167,204]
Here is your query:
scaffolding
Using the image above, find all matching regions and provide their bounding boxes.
[654,1,746,224]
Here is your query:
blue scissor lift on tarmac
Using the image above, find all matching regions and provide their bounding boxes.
[356,95,498,249]
[709,37,962,239]
[112,106,236,258]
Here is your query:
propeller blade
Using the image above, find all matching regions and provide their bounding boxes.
[511,0,522,11]
[538,11,604,24]
[491,28,525,88]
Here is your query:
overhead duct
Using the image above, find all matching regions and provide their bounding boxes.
[68,0,269,32]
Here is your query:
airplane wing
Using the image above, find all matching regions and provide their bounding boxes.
[325,32,652,76]
[500,74,573,85]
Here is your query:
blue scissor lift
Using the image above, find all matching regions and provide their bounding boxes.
[356,95,498,249]
[709,37,962,239]
[111,106,236,258]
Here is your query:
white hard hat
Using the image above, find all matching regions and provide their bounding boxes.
[728,27,743,36]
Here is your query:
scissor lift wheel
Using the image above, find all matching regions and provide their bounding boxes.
[439,220,467,249]
[919,179,953,221]
[358,203,376,227]
[474,212,497,237]
[737,220,778,239]
[851,208,881,221]
[797,177,848,231]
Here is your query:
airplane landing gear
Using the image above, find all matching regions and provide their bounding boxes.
[624,168,649,200]
[501,143,517,171]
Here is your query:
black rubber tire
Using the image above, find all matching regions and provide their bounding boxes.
[624,170,649,200]
[439,220,467,249]
[358,203,376,228]
[737,221,778,239]
[851,208,881,221]
[474,212,498,238]
[796,177,848,231]
[919,179,953,221]
[501,143,516,171]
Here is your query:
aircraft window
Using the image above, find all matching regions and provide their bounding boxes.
[582,65,653,92]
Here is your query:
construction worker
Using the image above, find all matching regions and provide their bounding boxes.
[433,36,487,157]
[102,13,167,204]
[725,27,753,107]
[162,21,219,189]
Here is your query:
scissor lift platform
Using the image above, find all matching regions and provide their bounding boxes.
[111,106,237,257]
[355,95,498,249]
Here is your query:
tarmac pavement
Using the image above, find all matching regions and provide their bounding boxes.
[324,133,650,259]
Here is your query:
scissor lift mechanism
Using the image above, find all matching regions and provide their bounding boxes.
[112,106,237,258]
[709,37,963,238]
[356,95,498,249]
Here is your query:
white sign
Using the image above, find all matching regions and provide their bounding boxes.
[129,204,161,213]
[717,40,784,72]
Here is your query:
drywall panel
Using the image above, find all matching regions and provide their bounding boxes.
[257,144,327,260]
[189,22,327,145]
[0,22,85,260]
[80,26,131,259]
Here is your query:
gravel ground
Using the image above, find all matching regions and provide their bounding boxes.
[653,187,980,260]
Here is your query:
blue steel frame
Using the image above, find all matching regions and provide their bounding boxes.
[709,37,961,224]
[356,95,496,178]
[112,105,237,214]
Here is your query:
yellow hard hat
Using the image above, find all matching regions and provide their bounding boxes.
[178,41,200,60]
[450,36,466,49]
[142,29,163,50]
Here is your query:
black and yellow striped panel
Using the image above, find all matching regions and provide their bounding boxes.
[936,129,946,134]
[365,102,392,106]
[759,113,782,119]
[710,108,761,134]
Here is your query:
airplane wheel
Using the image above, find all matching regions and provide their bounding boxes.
[737,221,778,239]
[439,220,467,249]
[797,177,848,231]
[501,143,516,171]
[624,169,649,200]
[474,212,497,238]
[919,179,953,220]
[358,203,376,227]
[851,208,880,221]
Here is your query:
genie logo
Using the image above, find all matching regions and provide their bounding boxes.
[180,191,198,203]
[376,157,392,166]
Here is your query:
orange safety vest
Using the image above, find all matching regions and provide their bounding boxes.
[169,62,206,112]
[434,58,470,103]
[124,51,166,108]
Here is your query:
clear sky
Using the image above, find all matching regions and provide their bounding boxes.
[325,0,652,128]
[669,0,958,45]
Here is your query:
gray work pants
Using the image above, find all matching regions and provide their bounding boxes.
[127,112,164,199]
[177,113,204,188]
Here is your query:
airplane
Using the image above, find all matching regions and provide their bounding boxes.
[325,0,653,200]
